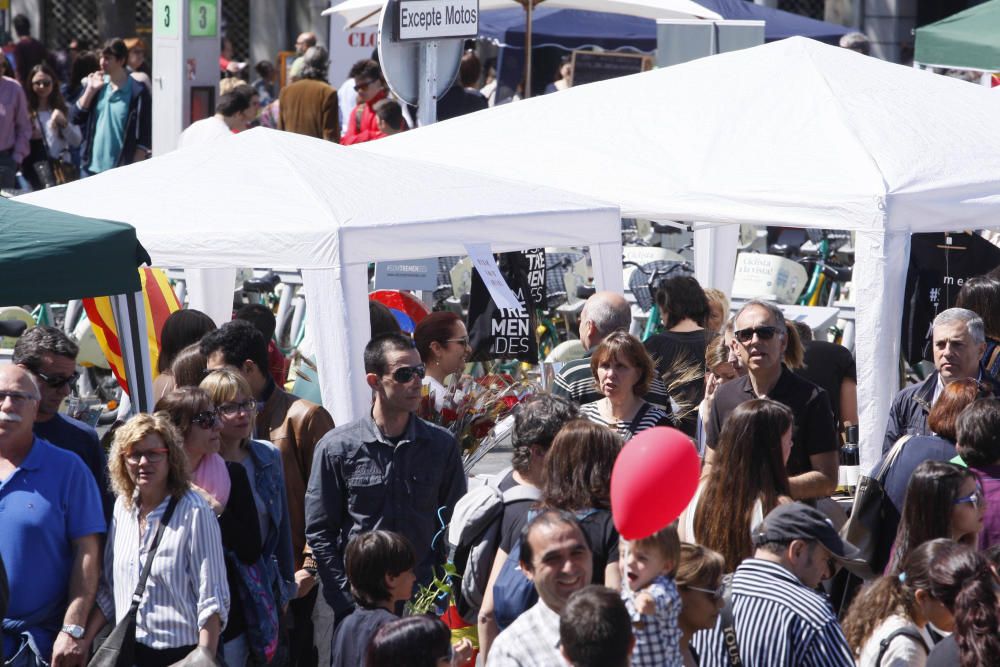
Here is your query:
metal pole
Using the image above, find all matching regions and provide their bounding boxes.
[418,40,438,126]
[524,1,533,98]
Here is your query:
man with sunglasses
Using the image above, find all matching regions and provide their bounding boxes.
[306,333,467,632]
[13,325,112,520]
[691,503,858,667]
[704,300,839,500]
[0,364,105,667]
[339,59,389,145]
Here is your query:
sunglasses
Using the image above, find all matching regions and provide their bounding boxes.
[954,484,985,509]
[684,583,725,600]
[446,337,470,347]
[390,364,426,383]
[35,370,80,389]
[734,326,781,343]
[354,80,376,92]
[191,410,220,429]
[126,447,168,464]
[32,79,53,88]
[217,399,258,417]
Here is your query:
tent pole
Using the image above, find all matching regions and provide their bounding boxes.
[525,1,533,99]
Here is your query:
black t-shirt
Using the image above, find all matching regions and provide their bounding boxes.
[500,507,619,584]
[497,469,519,492]
[645,329,709,437]
[330,607,397,667]
[795,340,856,429]
[705,365,837,476]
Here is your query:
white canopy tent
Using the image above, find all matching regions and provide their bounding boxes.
[361,37,1000,471]
[20,128,622,425]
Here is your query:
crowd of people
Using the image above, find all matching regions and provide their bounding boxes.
[6,264,1000,667]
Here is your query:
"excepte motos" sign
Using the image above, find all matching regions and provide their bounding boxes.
[395,0,479,41]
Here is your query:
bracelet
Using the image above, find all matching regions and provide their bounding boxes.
[302,555,318,575]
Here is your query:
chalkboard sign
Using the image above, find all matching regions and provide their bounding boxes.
[570,51,653,86]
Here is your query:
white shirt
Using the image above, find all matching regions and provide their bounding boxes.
[178,116,233,148]
[96,489,230,649]
[34,109,82,158]
[489,601,567,666]
[338,78,358,133]
[858,615,931,667]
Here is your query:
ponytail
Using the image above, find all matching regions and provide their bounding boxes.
[954,571,1000,667]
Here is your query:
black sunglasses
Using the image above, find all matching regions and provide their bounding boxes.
[35,369,80,389]
[734,326,781,343]
[191,410,220,429]
[390,364,426,383]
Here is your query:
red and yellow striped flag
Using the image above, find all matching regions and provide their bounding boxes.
[83,267,181,392]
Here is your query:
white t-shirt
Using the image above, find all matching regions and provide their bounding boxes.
[178,116,233,148]
[857,615,931,667]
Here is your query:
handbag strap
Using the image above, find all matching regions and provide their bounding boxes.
[626,403,652,438]
[719,574,743,667]
[127,495,179,614]
[874,434,913,482]
[32,111,54,160]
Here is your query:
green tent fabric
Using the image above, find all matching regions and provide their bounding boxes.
[0,198,150,305]
[915,0,1000,71]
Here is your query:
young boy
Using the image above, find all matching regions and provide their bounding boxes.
[329,530,416,667]
[619,521,683,666]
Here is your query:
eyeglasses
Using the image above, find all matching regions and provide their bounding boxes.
[125,447,168,464]
[217,399,258,417]
[446,337,470,347]
[0,390,39,405]
[35,370,80,389]
[954,484,985,509]
[734,326,781,343]
[32,79,53,88]
[683,583,725,600]
[354,80,376,92]
[190,410,220,429]
[390,364,426,383]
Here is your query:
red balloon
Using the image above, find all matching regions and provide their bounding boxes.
[611,426,701,540]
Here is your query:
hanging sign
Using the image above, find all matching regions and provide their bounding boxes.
[467,248,546,363]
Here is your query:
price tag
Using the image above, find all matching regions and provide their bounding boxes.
[465,244,525,313]
[156,0,180,38]
[189,0,218,37]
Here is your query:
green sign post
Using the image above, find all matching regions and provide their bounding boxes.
[189,0,218,37]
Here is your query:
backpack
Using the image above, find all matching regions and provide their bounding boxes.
[447,468,541,623]
[493,508,598,631]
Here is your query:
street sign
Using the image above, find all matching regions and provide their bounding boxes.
[378,0,462,107]
[396,0,479,41]
[189,0,218,38]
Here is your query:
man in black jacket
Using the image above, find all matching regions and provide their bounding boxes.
[71,38,151,175]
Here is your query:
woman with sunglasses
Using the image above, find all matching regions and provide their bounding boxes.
[200,369,297,621]
[888,461,984,575]
[675,543,725,667]
[952,397,1000,549]
[85,413,229,667]
[156,387,262,666]
[22,63,81,190]
[843,539,955,666]
[413,312,472,411]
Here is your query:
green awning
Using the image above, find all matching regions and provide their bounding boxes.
[0,198,150,305]
[915,0,1000,71]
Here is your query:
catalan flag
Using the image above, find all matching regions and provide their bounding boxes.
[83,267,181,392]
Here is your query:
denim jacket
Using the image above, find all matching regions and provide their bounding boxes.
[246,439,298,605]
[305,414,467,615]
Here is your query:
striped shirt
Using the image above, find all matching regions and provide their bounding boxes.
[579,401,672,441]
[691,559,853,667]
[551,356,672,414]
[96,489,230,649]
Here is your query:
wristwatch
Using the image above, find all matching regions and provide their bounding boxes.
[61,624,85,639]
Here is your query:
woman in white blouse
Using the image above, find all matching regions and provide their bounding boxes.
[83,413,229,667]
[23,63,81,190]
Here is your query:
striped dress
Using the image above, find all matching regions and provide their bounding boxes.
[580,400,672,441]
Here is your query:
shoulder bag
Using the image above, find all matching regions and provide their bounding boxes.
[31,112,79,188]
[88,495,179,667]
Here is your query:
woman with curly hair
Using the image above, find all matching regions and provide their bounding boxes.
[680,399,793,571]
[83,413,229,666]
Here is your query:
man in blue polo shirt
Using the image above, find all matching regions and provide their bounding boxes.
[0,365,104,666]
[72,38,151,175]
[14,325,112,520]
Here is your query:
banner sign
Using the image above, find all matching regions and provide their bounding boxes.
[467,248,545,363]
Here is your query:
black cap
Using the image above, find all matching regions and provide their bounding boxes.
[752,502,864,565]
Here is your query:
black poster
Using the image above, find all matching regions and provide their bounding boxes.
[467,249,546,363]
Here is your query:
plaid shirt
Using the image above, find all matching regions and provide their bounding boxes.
[623,575,683,666]
[489,600,566,667]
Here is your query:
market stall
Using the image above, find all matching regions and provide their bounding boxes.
[914,0,1000,72]
[362,37,1000,471]
[19,128,622,425]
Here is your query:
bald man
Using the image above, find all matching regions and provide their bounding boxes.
[0,366,104,666]
[551,291,670,411]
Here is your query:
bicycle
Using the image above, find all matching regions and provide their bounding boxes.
[624,258,695,341]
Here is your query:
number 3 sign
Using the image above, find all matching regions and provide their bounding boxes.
[155,0,180,38]
[189,0,218,37]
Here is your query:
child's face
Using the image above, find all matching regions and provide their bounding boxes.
[621,541,673,592]
[387,568,417,603]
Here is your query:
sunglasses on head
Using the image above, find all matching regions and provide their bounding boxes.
[354,80,375,92]
[734,326,781,343]
[684,583,725,600]
[191,410,220,429]
[35,369,80,389]
[390,364,426,383]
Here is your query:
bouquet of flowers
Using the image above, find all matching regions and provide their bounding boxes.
[417,373,538,472]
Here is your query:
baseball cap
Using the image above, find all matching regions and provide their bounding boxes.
[751,502,864,566]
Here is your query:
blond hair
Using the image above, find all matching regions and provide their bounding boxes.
[200,367,253,406]
[108,412,191,508]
